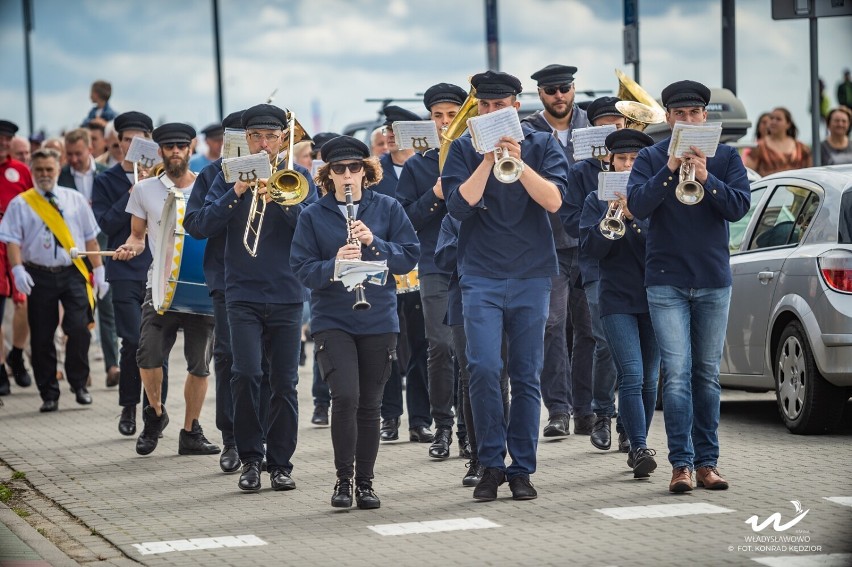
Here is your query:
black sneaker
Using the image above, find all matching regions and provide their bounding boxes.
[626,450,635,469]
[462,460,484,487]
[136,406,169,455]
[311,405,329,426]
[331,478,353,508]
[508,476,538,500]
[354,480,381,510]
[6,354,31,388]
[472,467,505,501]
[632,448,657,479]
[178,420,221,455]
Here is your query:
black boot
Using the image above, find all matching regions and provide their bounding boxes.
[7,349,31,388]
[136,406,169,455]
[178,420,221,455]
[331,478,353,508]
[354,480,381,510]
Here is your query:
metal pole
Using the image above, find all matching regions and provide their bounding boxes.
[485,0,499,71]
[22,0,34,135]
[721,0,736,94]
[212,0,224,121]
[633,0,640,84]
[809,16,820,166]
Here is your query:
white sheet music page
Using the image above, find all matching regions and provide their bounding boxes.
[667,122,722,158]
[392,122,441,152]
[597,171,631,201]
[221,152,273,184]
[572,125,617,161]
[125,137,162,168]
[466,106,524,153]
[223,128,250,159]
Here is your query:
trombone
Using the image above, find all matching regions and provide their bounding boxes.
[243,112,311,257]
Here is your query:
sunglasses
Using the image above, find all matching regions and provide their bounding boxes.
[542,84,572,96]
[161,142,190,150]
[330,162,364,175]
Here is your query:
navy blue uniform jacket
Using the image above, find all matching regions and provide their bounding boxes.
[290,189,419,335]
[371,152,401,198]
[580,191,649,316]
[182,158,225,293]
[396,149,448,276]
[91,163,152,281]
[562,157,605,285]
[434,214,462,327]
[626,138,750,288]
[442,126,569,279]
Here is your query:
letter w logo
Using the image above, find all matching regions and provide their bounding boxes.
[745,500,809,532]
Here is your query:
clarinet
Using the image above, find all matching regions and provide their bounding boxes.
[344,184,371,311]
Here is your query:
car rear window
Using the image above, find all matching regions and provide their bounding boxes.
[840,190,852,244]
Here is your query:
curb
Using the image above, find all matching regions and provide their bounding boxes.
[0,500,78,566]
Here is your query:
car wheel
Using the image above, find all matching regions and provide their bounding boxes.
[774,321,844,434]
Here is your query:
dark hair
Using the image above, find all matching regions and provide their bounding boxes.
[826,107,852,135]
[91,80,112,101]
[314,157,383,196]
[755,112,771,140]
[87,121,106,134]
[772,107,798,139]
[31,148,61,163]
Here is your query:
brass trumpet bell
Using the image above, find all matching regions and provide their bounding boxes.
[492,147,524,184]
[675,161,704,205]
[615,69,667,131]
[439,84,479,172]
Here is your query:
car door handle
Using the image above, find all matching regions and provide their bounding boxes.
[758,271,775,284]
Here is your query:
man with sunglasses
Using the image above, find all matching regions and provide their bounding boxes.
[194,104,317,493]
[112,123,219,459]
[522,64,596,440]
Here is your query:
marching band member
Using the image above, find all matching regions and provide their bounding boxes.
[194,104,317,493]
[443,70,569,501]
[112,123,219,458]
[579,129,659,479]
[627,80,750,493]
[396,83,468,460]
[291,135,419,509]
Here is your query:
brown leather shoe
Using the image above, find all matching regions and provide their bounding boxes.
[696,466,729,490]
[669,467,693,493]
[106,366,120,388]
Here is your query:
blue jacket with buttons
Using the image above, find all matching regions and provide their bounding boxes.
[561,157,606,285]
[442,125,570,279]
[371,152,401,198]
[580,191,649,316]
[290,189,419,335]
[193,162,317,304]
[182,158,225,293]
[396,148,449,276]
[626,138,750,288]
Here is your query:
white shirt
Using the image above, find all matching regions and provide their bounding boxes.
[0,184,100,267]
[126,174,195,288]
[71,157,97,202]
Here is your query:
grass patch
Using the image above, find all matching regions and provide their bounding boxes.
[13,507,30,518]
[11,471,26,480]
[0,484,12,503]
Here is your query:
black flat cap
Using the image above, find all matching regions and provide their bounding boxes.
[201,123,224,138]
[423,83,467,111]
[152,123,196,146]
[586,96,623,124]
[114,111,153,134]
[321,135,370,163]
[661,80,711,109]
[0,120,19,137]
[382,105,421,127]
[605,129,654,155]
[242,104,289,130]
[312,131,339,152]
[471,70,523,99]
[531,64,578,87]
[222,110,245,130]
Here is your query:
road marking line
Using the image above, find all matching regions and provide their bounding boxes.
[823,496,852,507]
[595,502,734,520]
[132,534,267,555]
[367,517,500,536]
[751,553,852,566]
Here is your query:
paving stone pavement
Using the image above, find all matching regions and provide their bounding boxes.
[1,334,851,566]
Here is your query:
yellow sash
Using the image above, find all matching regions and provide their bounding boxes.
[20,189,94,310]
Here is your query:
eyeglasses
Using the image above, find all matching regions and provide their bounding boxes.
[248,133,281,142]
[541,84,572,96]
[330,162,364,175]
[161,142,190,150]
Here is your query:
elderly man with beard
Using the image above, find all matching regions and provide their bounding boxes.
[112,123,219,458]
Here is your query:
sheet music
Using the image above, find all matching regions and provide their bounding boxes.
[221,152,272,184]
[223,128,250,159]
[334,259,389,291]
[125,137,162,168]
[466,106,524,153]
[597,172,631,201]
[392,121,441,152]
[667,122,722,158]
[572,125,617,161]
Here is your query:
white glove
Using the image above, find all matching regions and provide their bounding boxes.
[11,264,34,295]
[93,265,110,299]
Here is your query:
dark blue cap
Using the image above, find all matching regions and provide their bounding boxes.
[423,83,467,110]
[530,64,577,87]
[382,105,421,127]
[471,70,523,99]
[201,123,224,138]
[0,120,18,137]
[114,111,153,134]
[321,135,370,163]
[586,97,623,124]
[661,80,711,109]
[242,104,288,130]
[152,123,196,145]
[605,129,654,155]
[222,110,245,130]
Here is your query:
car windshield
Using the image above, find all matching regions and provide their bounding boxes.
[840,189,852,244]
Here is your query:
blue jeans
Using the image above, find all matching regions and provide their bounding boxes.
[602,312,659,450]
[585,281,618,418]
[461,276,550,478]
[646,286,731,470]
[228,301,302,472]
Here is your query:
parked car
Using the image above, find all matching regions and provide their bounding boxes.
[722,164,852,434]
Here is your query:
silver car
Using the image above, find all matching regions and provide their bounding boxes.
[722,164,852,434]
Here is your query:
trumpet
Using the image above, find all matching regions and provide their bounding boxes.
[243,112,310,257]
[599,200,626,240]
[675,159,704,205]
[344,183,370,311]
[493,146,525,184]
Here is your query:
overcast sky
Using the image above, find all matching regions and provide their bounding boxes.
[1,0,850,146]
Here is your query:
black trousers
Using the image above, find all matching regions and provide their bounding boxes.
[314,330,395,481]
[26,265,92,402]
